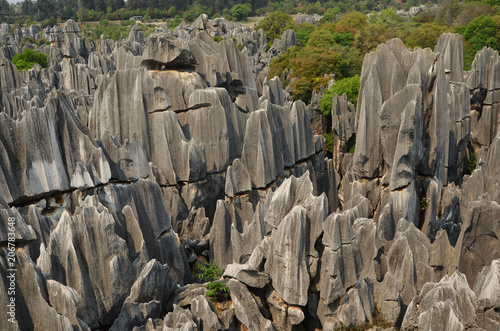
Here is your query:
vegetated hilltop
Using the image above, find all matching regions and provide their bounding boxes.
[0,10,499,331]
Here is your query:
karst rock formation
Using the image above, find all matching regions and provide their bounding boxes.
[0,16,499,331]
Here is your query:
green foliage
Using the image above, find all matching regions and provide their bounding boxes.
[337,11,368,30]
[20,36,35,46]
[205,280,230,303]
[212,36,223,43]
[319,75,360,115]
[307,29,336,49]
[406,23,448,49]
[121,19,135,26]
[20,36,50,47]
[11,49,48,71]
[466,150,477,174]
[183,4,211,23]
[41,17,57,28]
[196,260,222,282]
[231,4,251,21]
[347,136,356,154]
[171,15,183,29]
[323,132,334,154]
[254,11,294,48]
[101,19,109,27]
[196,260,229,303]
[295,22,315,45]
[464,15,499,52]
[353,22,394,53]
[332,31,355,47]
[321,7,341,22]
[418,185,429,213]
[61,6,75,20]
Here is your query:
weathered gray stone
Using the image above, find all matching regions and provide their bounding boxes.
[473,258,500,310]
[225,159,252,197]
[456,200,500,287]
[190,295,222,331]
[110,301,162,331]
[210,200,233,270]
[401,272,480,330]
[125,259,176,305]
[223,263,269,288]
[320,210,364,305]
[227,279,276,330]
[241,109,283,188]
[142,35,197,69]
[129,25,146,44]
[0,250,76,331]
[266,206,310,306]
[269,29,297,55]
[435,33,464,83]
[164,304,198,330]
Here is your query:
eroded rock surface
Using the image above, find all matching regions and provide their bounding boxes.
[0,18,499,331]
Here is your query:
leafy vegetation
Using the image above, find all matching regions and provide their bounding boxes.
[319,75,360,115]
[11,49,48,71]
[254,11,294,49]
[20,36,50,46]
[196,260,229,303]
[323,132,334,155]
[466,150,477,175]
[212,36,223,42]
[347,136,356,154]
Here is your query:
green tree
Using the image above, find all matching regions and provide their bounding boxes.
[465,15,499,52]
[295,22,315,45]
[321,7,340,22]
[231,4,250,21]
[319,75,361,115]
[307,29,336,49]
[337,11,368,30]
[406,23,448,50]
[62,6,75,20]
[254,11,294,48]
[12,49,48,72]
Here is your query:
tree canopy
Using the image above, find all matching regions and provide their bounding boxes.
[11,49,48,71]
[254,11,294,48]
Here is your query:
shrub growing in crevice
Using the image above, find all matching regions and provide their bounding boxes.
[196,260,230,303]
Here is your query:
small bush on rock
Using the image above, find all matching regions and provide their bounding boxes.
[196,260,229,303]
[11,49,48,71]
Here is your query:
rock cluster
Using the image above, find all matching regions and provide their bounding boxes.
[0,17,499,331]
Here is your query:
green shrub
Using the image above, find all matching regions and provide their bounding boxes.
[41,17,57,29]
[231,4,251,21]
[171,15,182,29]
[20,36,35,46]
[347,136,356,154]
[466,150,477,174]
[319,75,360,115]
[212,35,223,43]
[323,132,334,154]
[11,49,48,71]
[196,260,229,303]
